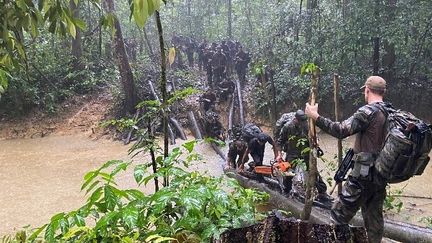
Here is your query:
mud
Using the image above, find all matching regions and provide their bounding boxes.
[0,91,114,140]
[0,134,224,235]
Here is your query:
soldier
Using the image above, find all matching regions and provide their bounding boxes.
[305,76,388,243]
[226,126,248,169]
[203,110,225,141]
[203,47,214,88]
[217,78,235,102]
[227,140,248,169]
[235,45,251,86]
[221,41,232,74]
[238,131,281,172]
[276,110,332,202]
[185,37,196,68]
[171,35,185,69]
[197,39,207,71]
[199,89,216,112]
[212,46,227,87]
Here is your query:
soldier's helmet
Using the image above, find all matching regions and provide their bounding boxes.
[295,110,307,121]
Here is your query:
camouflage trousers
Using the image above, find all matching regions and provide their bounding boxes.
[331,174,387,243]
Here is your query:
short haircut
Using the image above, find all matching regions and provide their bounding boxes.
[369,88,386,96]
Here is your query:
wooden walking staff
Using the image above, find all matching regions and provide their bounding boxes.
[301,65,320,220]
[334,73,343,195]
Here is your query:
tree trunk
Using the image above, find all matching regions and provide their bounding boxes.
[305,0,316,43]
[382,0,397,81]
[372,37,380,75]
[294,0,303,42]
[245,1,253,41]
[301,69,319,220]
[372,0,380,75]
[103,0,138,114]
[342,0,349,19]
[148,120,159,192]
[155,10,169,187]
[70,0,82,70]
[143,26,155,59]
[187,0,192,34]
[227,0,233,38]
[98,8,102,57]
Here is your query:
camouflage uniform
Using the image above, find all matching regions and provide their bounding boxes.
[217,79,235,102]
[227,140,248,168]
[235,48,251,86]
[203,110,224,141]
[200,90,216,112]
[212,49,227,87]
[277,115,328,194]
[203,49,214,88]
[316,102,387,243]
[198,41,207,71]
[185,38,196,68]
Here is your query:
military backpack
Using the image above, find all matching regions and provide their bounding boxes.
[374,103,432,183]
[242,123,263,143]
[274,112,296,139]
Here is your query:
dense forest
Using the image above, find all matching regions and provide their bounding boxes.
[1,0,431,120]
[1,0,432,242]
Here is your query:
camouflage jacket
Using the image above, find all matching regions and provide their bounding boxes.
[316,102,387,154]
[277,119,308,157]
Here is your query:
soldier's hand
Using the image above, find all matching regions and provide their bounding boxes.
[305,103,320,120]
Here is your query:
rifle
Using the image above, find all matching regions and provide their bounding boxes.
[329,148,354,195]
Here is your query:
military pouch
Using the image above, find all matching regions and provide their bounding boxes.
[351,152,375,178]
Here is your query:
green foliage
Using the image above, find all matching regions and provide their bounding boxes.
[24,143,268,242]
[300,63,319,76]
[0,0,90,90]
[420,217,432,229]
[384,187,404,213]
[129,0,161,28]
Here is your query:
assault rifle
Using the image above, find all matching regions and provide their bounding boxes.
[329,148,354,194]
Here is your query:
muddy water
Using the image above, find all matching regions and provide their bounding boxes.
[1,132,431,235]
[0,135,224,235]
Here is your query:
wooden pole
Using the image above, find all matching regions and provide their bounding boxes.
[301,67,319,220]
[333,73,342,194]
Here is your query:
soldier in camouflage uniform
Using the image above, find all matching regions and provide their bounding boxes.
[197,39,207,71]
[203,47,214,88]
[276,110,331,202]
[212,46,227,87]
[305,76,388,243]
[234,45,251,86]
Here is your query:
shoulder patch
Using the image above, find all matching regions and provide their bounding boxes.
[358,104,379,116]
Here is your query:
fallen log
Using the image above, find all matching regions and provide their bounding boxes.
[169,117,187,140]
[228,95,235,131]
[233,79,245,126]
[211,142,227,161]
[187,111,202,139]
[168,125,176,145]
[225,170,432,243]
[217,214,368,243]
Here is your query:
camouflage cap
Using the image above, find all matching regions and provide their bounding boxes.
[360,76,387,91]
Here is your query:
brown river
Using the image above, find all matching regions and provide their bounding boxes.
[1,133,432,235]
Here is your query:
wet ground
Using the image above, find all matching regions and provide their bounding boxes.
[0,134,223,235]
[0,132,431,236]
